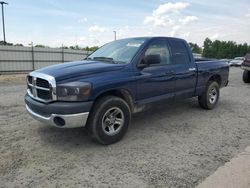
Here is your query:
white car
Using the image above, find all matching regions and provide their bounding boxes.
[229,57,244,66]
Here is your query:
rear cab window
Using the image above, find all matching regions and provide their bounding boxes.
[168,39,191,64]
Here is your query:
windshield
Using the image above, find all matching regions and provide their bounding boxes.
[87,38,146,64]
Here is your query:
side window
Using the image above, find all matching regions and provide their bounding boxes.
[145,40,171,65]
[169,40,190,64]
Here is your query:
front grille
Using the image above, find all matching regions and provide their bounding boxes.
[27,85,33,95]
[37,88,51,100]
[27,73,56,102]
[36,78,50,88]
[27,75,32,84]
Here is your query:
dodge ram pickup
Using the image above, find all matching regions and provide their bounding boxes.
[25,37,229,144]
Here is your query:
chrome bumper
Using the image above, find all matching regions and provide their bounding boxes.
[26,105,89,128]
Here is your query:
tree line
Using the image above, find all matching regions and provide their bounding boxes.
[189,38,250,59]
[0,41,98,52]
[1,38,250,59]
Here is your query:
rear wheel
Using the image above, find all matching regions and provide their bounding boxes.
[198,81,220,110]
[87,96,131,145]
[243,70,250,83]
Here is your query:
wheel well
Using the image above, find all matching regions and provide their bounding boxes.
[208,74,222,87]
[94,89,134,110]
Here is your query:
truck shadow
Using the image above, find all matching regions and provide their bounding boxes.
[37,98,201,149]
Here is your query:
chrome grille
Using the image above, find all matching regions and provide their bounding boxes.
[37,78,50,88]
[27,72,56,103]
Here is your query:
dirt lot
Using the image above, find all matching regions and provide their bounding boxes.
[0,68,250,188]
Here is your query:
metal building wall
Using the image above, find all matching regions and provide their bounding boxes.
[0,45,91,73]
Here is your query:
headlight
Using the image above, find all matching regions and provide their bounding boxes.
[56,82,91,101]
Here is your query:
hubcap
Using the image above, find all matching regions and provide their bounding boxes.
[102,107,124,136]
[208,87,217,104]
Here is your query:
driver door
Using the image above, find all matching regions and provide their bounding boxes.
[136,39,175,102]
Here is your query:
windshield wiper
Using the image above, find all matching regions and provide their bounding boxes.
[93,57,117,63]
[87,57,126,64]
[84,57,92,60]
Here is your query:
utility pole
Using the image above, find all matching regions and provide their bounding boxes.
[113,31,116,41]
[61,44,64,63]
[29,42,35,70]
[0,1,8,45]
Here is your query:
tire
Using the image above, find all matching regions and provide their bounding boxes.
[87,96,131,145]
[243,70,250,83]
[198,81,220,110]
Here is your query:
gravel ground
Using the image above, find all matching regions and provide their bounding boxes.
[0,67,250,188]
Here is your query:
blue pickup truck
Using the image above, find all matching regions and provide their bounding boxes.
[25,37,229,144]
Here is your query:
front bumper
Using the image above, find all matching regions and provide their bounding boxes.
[26,105,89,128]
[25,94,93,128]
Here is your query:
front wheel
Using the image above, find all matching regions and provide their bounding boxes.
[87,96,131,145]
[243,70,250,83]
[198,81,220,110]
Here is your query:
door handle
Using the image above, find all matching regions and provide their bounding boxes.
[189,68,196,71]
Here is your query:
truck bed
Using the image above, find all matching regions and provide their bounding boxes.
[194,59,229,95]
[194,57,216,62]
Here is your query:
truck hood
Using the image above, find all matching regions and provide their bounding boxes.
[36,60,127,81]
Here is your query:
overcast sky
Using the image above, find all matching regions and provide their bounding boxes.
[2,0,250,47]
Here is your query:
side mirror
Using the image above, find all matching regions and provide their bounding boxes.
[137,54,161,69]
[137,62,148,68]
[145,54,161,65]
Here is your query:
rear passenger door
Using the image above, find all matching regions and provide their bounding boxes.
[168,39,197,99]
